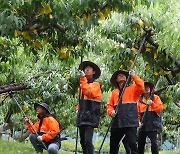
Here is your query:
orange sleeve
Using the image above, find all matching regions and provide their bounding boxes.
[80,77,101,100]
[151,95,163,113]
[26,120,39,133]
[42,117,60,142]
[106,90,116,117]
[132,75,144,100]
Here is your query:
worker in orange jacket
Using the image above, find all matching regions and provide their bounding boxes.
[24,102,61,154]
[138,82,163,154]
[77,61,102,154]
[106,69,144,154]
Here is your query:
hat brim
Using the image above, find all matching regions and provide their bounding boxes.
[110,70,129,87]
[79,61,101,79]
[144,82,154,90]
[34,103,50,114]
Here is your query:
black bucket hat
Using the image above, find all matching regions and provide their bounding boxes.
[144,82,154,91]
[79,61,101,79]
[34,102,50,114]
[110,70,129,87]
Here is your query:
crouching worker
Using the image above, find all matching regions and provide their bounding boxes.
[24,102,61,154]
[77,61,102,154]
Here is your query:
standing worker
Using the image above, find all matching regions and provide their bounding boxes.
[24,102,61,154]
[106,69,144,154]
[138,82,163,154]
[76,61,102,154]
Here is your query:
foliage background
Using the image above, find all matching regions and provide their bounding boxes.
[0,0,179,145]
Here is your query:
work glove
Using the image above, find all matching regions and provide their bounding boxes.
[24,115,30,122]
[111,110,117,118]
[139,121,143,128]
[79,70,85,77]
[129,69,135,76]
[147,99,153,105]
[37,136,43,142]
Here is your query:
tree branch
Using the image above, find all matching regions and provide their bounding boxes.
[154,86,168,94]
[145,29,180,72]
[164,74,174,85]
[52,23,66,32]
[0,83,29,94]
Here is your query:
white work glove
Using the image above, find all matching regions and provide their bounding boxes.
[139,121,143,128]
[24,115,30,122]
[129,69,135,76]
[147,99,153,105]
[111,110,117,118]
[79,70,85,77]
[37,136,43,142]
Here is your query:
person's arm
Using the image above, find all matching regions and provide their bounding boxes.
[151,95,163,113]
[132,75,144,99]
[80,77,101,100]
[25,117,39,133]
[42,117,60,142]
[106,91,115,117]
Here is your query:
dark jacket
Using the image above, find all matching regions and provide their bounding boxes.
[106,75,144,128]
[138,95,163,131]
[76,77,102,128]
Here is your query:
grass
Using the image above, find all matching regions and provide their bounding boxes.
[0,138,179,154]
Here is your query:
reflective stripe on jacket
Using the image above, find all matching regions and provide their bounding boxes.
[138,94,163,131]
[26,116,60,142]
[106,75,144,128]
[76,77,102,127]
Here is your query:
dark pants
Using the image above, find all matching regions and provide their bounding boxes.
[79,126,94,154]
[29,133,59,154]
[138,131,159,154]
[122,136,131,154]
[110,127,138,154]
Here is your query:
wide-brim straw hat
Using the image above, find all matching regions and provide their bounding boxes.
[79,61,101,79]
[110,70,129,87]
[34,102,50,114]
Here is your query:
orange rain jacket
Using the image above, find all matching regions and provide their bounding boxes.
[106,75,144,128]
[138,94,163,131]
[76,77,102,127]
[26,115,60,142]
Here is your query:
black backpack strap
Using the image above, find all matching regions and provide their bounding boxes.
[38,118,44,134]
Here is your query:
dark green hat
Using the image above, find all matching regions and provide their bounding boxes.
[110,70,129,87]
[79,61,101,79]
[34,102,50,114]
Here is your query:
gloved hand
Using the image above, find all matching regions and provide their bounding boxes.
[79,70,85,77]
[139,121,143,128]
[111,110,117,118]
[37,136,43,142]
[24,115,30,122]
[129,69,135,76]
[147,99,153,105]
